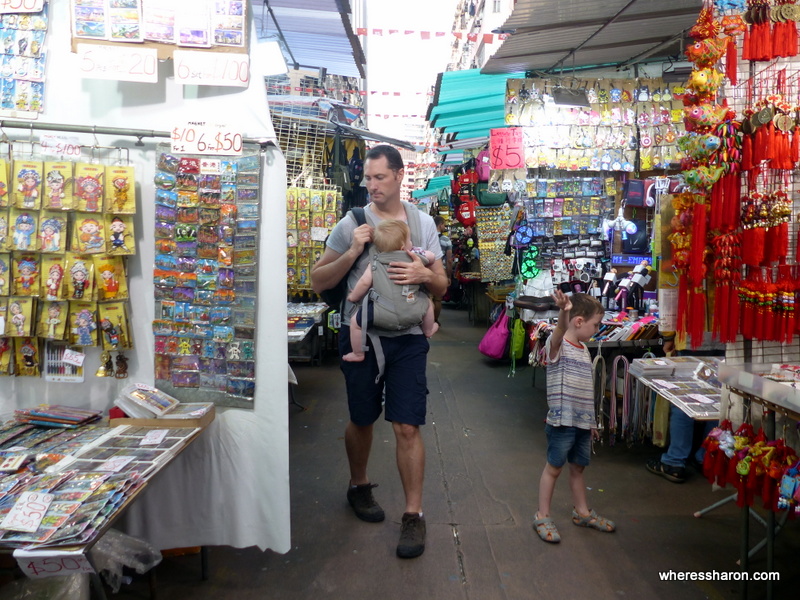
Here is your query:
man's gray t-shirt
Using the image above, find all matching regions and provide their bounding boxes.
[325,202,442,336]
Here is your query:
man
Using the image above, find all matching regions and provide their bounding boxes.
[311,145,447,558]
[432,216,453,323]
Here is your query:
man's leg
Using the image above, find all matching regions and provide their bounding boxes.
[661,406,694,468]
[346,421,374,486]
[393,422,425,514]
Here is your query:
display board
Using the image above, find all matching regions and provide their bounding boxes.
[151,144,261,408]
[286,185,340,293]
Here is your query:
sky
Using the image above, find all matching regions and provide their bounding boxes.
[364,0,461,141]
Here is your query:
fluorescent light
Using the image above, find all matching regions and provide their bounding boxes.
[551,86,590,108]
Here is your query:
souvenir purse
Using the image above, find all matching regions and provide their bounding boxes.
[478,307,510,360]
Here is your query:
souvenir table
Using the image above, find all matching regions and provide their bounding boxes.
[287,302,328,366]
[0,414,213,599]
[627,357,721,421]
[711,362,800,599]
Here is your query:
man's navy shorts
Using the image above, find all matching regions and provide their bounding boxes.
[545,424,591,468]
[339,326,429,426]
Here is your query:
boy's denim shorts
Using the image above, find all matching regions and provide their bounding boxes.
[545,424,591,468]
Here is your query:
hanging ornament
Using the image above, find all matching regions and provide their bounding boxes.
[520,246,540,279]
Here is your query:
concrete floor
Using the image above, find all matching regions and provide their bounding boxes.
[113,306,798,600]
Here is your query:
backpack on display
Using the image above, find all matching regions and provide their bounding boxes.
[348,147,364,187]
[319,207,367,308]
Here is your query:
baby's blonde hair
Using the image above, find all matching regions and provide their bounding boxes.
[374,219,409,253]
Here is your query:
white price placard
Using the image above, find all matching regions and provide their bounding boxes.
[0,0,44,13]
[171,122,243,156]
[78,43,158,83]
[97,455,135,472]
[14,549,95,579]
[1,491,53,533]
[40,134,82,158]
[62,348,86,368]
[173,50,250,87]
[140,429,168,446]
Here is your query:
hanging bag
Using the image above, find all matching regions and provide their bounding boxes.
[478,307,510,359]
[510,317,526,360]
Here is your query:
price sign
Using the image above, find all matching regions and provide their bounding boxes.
[97,455,135,472]
[0,0,44,13]
[40,134,82,158]
[14,549,95,579]
[77,43,158,84]
[688,393,715,404]
[173,50,250,88]
[140,429,168,446]
[62,348,86,368]
[489,127,524,170]
[171,121,243,156]
[1,491,53,533]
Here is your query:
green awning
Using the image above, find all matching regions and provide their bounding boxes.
[426,68,525,141]
[411,174,452,199]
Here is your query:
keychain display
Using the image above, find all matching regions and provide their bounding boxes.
[0,143,137,378]
[0,3,48,116]
[286,185,340,292]
[153,147,261,405]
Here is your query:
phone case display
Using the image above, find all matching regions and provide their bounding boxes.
[475,205,515,283]
[152,146,261,408]
[0,148,137,379]
[504,77,684,172]
[286,186,340,292]
[0,5,49,117]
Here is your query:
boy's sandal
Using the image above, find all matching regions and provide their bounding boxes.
[533,514,561,543]
[572,509,615,532]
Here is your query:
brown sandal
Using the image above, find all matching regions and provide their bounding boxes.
[533,513,561,543]
[572,509,615,532]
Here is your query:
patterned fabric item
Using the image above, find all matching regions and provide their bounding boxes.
[544,336,595,429]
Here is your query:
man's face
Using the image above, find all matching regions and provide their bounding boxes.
[364,156,403,205]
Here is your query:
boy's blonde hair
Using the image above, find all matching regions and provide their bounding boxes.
[569,293,604,320]
[373,219,409,253]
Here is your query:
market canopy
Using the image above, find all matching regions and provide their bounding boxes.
[482,0,702,75]
[254,0,366,79]
[411,174,452,199]
[426,69,525,142]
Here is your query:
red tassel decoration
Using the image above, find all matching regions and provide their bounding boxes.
[741,133,753,171]
[726,36,738,84]
[742,25,751,60]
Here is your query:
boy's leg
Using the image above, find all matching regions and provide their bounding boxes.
[537,462,561,517]
[421,302,439,338]
[343,312,366,362]
[568,463,590,515]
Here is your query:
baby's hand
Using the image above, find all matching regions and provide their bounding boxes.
[552,289,572,312]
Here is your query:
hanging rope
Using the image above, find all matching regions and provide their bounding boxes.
[592,352,607,441]
[609,354,630,446]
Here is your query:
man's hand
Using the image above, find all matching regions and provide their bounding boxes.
[388,250,427,285]
[350,223,373,255]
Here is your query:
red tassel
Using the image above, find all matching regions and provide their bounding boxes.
[743,26,751,60]
[728,279,741,342]
[741,133,753,171]
[726,36,738,85]
[791,126,800,166]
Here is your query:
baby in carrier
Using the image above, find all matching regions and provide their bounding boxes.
[343,219,439,363]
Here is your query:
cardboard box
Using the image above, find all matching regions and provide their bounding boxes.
[110,404,215,429]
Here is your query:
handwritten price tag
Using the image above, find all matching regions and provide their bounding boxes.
[1,491,53,533]
[173,50,250,88]
[0,0,44,13]
[78,43,158,83]
[62,348,85,368]
[40,134,82,158]
[489,127,524,170]
[14,549,95,579]
[171,121,243,156]
[97,455,135,472]
[140,429,168,446]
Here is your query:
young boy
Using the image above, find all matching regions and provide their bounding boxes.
[534,290,615,543]
[343,219,438,362]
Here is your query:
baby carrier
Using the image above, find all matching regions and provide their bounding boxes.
[358,203,427,382]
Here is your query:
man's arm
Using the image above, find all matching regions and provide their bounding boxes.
[444,247,453,281]
[310,223,372,294]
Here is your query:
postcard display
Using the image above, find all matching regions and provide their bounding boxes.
[0,148,137,380]
[286,186,341,293]
[0,4,49,118]
[151,146,261,409]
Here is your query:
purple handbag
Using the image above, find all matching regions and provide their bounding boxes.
[478,308,510,359]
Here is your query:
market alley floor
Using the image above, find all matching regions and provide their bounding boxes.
[116,306,798,600]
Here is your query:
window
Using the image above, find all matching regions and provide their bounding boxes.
[493,0,501,12]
